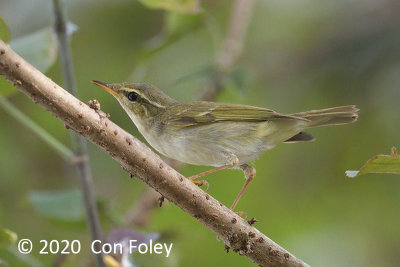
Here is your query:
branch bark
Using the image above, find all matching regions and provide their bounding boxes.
[0,40,309,267]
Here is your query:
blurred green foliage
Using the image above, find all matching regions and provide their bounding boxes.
[0,0,400,266]
[0,17,9,43]
[28,189,85,222]
[0,228,17,249]
[10,27,58,74]
[139,0,201,14]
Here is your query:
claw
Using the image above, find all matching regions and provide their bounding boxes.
[192,180,210,191]
[224,244,230,253]
[158,195,165,207]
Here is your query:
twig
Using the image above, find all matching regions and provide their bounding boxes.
[0,96,74,161]
[216,0,255,74]
[52,1,104,266]
[200,0,255,100]
[0,40,309,267]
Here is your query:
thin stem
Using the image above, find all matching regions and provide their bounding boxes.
[52,1,104,266]
[216,0,255,74]
[0,96,74,161]
[200,0,255,101]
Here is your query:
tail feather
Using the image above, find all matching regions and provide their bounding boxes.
[290,105,359,127]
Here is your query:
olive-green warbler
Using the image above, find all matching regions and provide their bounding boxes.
[92,80,358,211]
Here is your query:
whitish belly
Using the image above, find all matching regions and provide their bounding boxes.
[139,119,305,167]
[143,122,282,167]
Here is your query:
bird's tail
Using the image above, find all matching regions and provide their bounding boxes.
[290,105,359,127]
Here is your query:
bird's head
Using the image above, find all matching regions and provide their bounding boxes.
[91,80,176,119]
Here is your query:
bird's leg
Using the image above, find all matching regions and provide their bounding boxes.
[230,164,256,214]
[188,166,230,181]
[188,152,239,190]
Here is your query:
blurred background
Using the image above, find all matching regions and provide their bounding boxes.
[0,0,399,266]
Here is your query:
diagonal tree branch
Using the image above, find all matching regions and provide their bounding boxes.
[0,40,309,267]
[52,1,105,267]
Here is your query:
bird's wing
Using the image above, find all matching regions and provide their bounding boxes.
[164,102,308,128]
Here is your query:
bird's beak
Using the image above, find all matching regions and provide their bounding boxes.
[91,80,121,98]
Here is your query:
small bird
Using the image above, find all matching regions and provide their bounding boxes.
[92,80,358,211]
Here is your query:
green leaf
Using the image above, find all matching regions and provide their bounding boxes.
[28,189,85,222]
[139,0,202,14]
[0,27,58,96]
[0,23,78,96]
[0,17,10,43]
[0,18,12,96]
[0,228,17,249]
[346,147,400,178]
[165,12,202,37]
[11,27,58,73]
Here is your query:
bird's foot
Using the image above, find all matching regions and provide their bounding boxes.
[191,179,210,191]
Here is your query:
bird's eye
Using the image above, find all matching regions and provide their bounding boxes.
[127,92,139,102]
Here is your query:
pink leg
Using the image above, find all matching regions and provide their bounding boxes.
[188,152,239,190]
[188,165,231,181]
[230,164,256,211]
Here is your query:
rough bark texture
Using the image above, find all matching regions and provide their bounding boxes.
[0,40,309,267]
